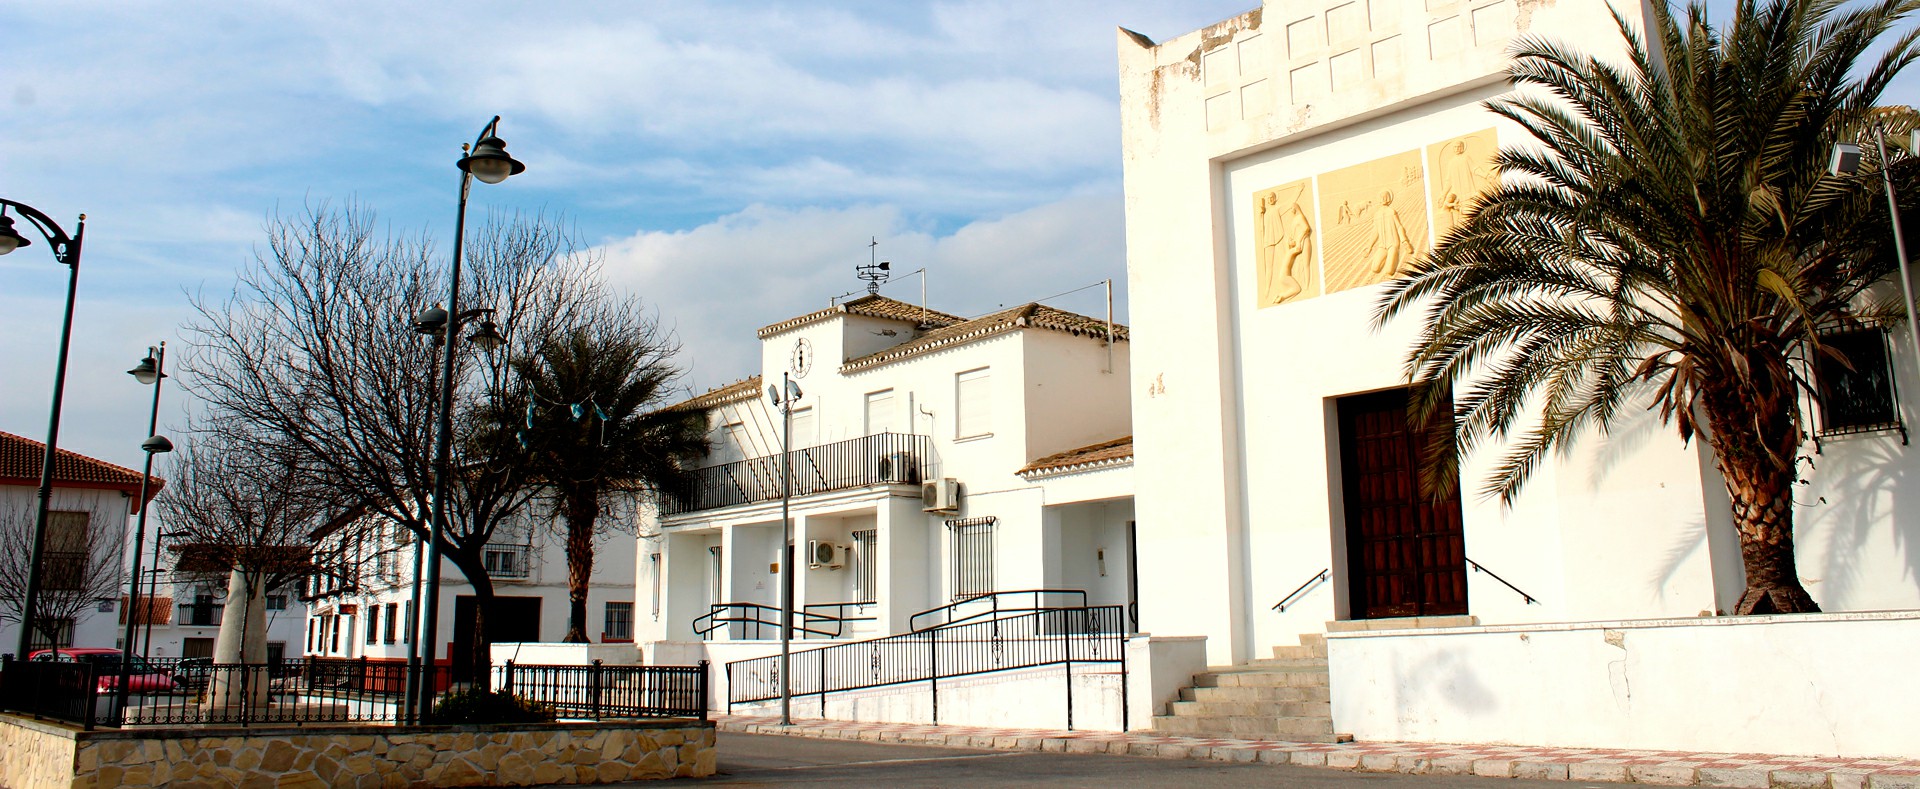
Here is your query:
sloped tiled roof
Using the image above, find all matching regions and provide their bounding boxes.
[0,430,163,501]
[662,376,765,413]
[841,303,1129,373]
[1018,436,1134,478]
[757,294,966,339]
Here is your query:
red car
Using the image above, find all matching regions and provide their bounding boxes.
[29,648,182,694]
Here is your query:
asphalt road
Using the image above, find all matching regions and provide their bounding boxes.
[629,732,1608,788]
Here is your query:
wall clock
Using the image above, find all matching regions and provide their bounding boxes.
[790,337,814,378]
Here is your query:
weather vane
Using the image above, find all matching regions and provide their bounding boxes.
[857,236,891,294]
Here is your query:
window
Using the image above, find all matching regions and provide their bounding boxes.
[604,602,634,642]
[715,422,750,464]
[366,605,380,644]
[42,511,89,591]
[1814,327,1901,436]
[485,544,531,579]
[789,407,816,450]
[329,615,340,653]
[649,553,663,619]
[955,368,991,438]
[182,637,215,660]
[947,517,996,601]
[28,618,75,651]
[403,601,414,644]
[266,594,288,611]
[307,619,316,652]
[385,602,399,644]
[852,529,879,602]
[864,390,896,435]
[708,546,724,604]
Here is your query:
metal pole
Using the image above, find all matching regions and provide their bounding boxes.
[403,340,440,724]
[1872,126,1920,388]
[120,343,166,715]
[779,372,795,726]
[17,211,84,660]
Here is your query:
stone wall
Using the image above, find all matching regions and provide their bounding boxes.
[0,715,716,788]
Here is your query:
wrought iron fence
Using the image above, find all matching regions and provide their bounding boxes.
[0,656,710,730]
[662,433,932,515]
[727,605,1127,730]
[692,601,876,641]
[496,661,708,720]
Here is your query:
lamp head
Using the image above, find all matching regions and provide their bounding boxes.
[140,435,174,454]
[128,354,163,385]
[467,319,506,352]
[785,380,803,401]
[1830,142,1864,176]
[0,213,30,256]
[767,384,781,405]
[458,136,526,185]
[412,305,450,337]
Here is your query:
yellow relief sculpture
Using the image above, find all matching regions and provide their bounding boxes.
[1254,179,1319,308]
[1318,149,1430,293]
[1429,128,1499,237]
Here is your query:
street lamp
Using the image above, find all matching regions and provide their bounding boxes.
[1833,124,1919,406]
[767,374,803,726]
[418,117,524,722]
[119,343,173,710]
[0,199,85,660]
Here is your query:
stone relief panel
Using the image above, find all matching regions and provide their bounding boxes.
[1254,178,1321,308]
[1317,149,1430,293]
[1428,127,1499,237]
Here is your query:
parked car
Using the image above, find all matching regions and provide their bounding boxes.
[28,648,182,694]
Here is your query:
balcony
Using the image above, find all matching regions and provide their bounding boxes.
[662,433,933,516]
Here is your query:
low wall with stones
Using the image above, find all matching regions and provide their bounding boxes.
[0,714,716,788]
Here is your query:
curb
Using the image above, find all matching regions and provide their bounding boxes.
[714,716,1920,789]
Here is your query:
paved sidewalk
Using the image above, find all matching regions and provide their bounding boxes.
[715,715,1920,789]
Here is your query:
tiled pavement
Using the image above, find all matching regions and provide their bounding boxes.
[715,715,1920,789]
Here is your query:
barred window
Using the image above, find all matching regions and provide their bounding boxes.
[385,602,399,644]
[604,602,634,642]
[852,529,879,602]
[947,517,996,601]
[1814,327,1901,436]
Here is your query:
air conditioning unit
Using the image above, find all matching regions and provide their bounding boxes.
[877,452,918,484]
[807,540,847,570]
[921,478,961,513]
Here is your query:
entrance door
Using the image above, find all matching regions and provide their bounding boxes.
[1337,387,1468,619]
[451,595,543,682]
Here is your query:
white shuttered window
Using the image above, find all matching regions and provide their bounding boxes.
[864,390,896,435]
[955,368,991,438]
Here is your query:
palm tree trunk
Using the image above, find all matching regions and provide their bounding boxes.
[561,491,599,643]
[1701,370,1821,615]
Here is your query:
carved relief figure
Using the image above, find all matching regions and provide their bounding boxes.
[1253,180,1319,307]
[1429,128,1499,236]
[1317,149,1430,293]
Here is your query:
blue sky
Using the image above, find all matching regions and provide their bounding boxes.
[1,0,1912,474]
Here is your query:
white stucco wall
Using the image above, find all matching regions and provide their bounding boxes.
[1328,611,1920,757]
[0,483,135,653]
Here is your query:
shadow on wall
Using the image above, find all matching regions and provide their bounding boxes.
[1801,434,1919,606]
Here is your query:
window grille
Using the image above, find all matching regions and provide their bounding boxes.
[366,604,380,644]
[1812,326,1905,442]
[403,601,414,644]
[43,512,88,591]
[947,517,996,601]
[708,546,724,604]
[385,602,399,644]
[852,529,879,601]
[604,602,634,641]
[28,618,75,651]
[955,368,991,438]
[484,544,532,579]
[649,553,663,619]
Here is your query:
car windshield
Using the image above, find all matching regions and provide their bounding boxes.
[75,653,158,673]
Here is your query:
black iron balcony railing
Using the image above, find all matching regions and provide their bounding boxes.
[662,433,933,516]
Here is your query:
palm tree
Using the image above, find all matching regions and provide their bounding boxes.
[509,317,708,643]
[1376,0,1918,614]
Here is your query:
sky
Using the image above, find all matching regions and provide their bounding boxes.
[0,0,1912,475]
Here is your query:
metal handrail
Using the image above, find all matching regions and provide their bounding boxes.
[1465,557,1540,605]
[1271,569,1330,612]
[908,589,1090,632]
[691,601,875,640]
[663,433,935,515]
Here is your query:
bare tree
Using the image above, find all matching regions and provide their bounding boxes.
[0,501,127,652]
[184,202,602,677]
[157,431,324,710]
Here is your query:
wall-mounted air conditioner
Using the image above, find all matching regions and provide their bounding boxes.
[878,452,918,484]
[808,540,847,570]
[921,478,961,513]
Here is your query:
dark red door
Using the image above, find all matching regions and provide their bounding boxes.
[1337,388,1468,619]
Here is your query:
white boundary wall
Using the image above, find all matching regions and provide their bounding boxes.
[1328,611,1920,758]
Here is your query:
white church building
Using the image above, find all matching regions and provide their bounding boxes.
[1117,0,1918,758]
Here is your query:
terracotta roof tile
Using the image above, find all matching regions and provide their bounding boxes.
[757,294,966,339]
[0,430,163,499]
[1018,436,1134,477]
[662,376,765,413]
[842,303,1128,373]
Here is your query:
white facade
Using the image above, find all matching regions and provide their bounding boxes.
[1117,0,1920,755]
[0,484,132,654]
[134,547,307,663]
[305,499,639,677]
[636,295,1134,662]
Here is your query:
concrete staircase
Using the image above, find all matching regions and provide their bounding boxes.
[1150,633,1349,743]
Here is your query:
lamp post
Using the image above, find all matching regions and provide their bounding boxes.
[144,531,187,657]
[766,374,802,726]
[419,118,523,721]
[0,199,85,660]
[1832,127,1919,387]
[118,345,173,712]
